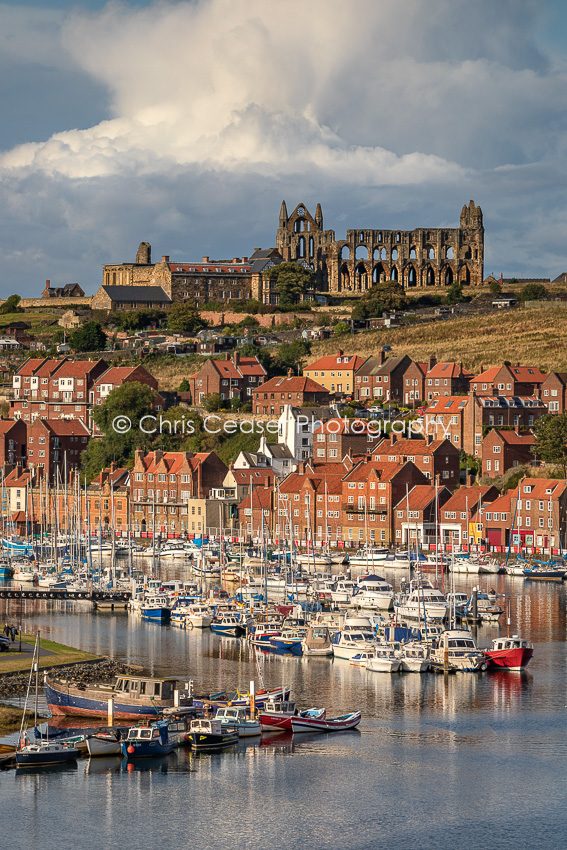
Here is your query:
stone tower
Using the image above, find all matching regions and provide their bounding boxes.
[135,242,152,265]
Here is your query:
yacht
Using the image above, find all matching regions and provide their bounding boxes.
[330,579,358,606]
[348,547,389,567]
[399,642,430,673]
[366,645,402,673]
[332,630,377,660]
[159,542,188,559]
[395,581,448,622]
[352,575,394,611]
[430,629,488,671]
[301,625,333,657]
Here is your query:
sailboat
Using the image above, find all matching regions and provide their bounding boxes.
[16,632,79,768]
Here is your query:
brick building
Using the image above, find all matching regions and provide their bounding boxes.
[541,372,567,413]
[131,449,228,537]
[188,352,267,405]
[312,419,377,462]
[354,352,412,403]
[238,482,275,540]
[92,365,159,406]
[402,359,428,405]
[470,363,547,396]
[26,418,90,482]
[253,375,329,415]
[0,420,26,470]
[483,478,567,554]
[481,429,537,478]
[393,484,452,546]
[304,351,368,398]
[438,485,499,548]
[371,434,460,487]
[423,360,473,401]
[276,466,345,546]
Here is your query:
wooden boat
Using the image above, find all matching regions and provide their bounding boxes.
[258,701,325,733]
[192,686,290,711]
[214,707,261,737]
[485,635,534,671]
[186,718,239,751]
[121,722,176,758]
[86,730,123,757]
[45,674,192,718]
[290,711,362,733]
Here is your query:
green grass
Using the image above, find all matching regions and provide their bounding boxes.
[0,633,99,675]
[215,429,261,466]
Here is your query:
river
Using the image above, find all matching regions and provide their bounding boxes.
[0,570,566,850]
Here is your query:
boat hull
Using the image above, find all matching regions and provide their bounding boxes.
[16,746,78,766]
[45,680,171,719]
[485,646,534,671]
[290,712,361,733]
[187,730,239,751]
[86,734,122,756]
[121,740,176,758]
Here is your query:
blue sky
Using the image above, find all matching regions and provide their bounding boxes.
[1,0,567,295]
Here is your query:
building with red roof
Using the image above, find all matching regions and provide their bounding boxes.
[253,374,329,414]
[439,485,499,548]
[312,418,378,462]
[304,350,368,398]
[541,372,567,413]
[483,478,567,554]
[481,429,537,478]
[402,358,429,405]
[371,433,460,487]
[188,351,267,405]
[424,357,473,401]
[470,362,547,396]
[393,484,452,546]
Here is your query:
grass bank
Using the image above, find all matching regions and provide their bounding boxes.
[311,303,567,372]
[0,706,36,736]
[0,633,99,676]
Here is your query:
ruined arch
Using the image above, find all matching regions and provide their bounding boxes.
[355,245,368,260]
[297,236,306,258]
[391,248,398,261]
[409,247,417,259]
[445,246,454,260]
[339,244,350,261]
[340,264,350,290]
[390,266,398,282]
[460,264,471,285]
[309,236,314,258]
[443,266,453,286]
[406,265,417,287]
[372,263,386,283]
[426,265,436,286]
[462,245,472,260]
[355,262,368,291]
[380,247,387,261]
[294,218,305,233]
[426,246,435,260]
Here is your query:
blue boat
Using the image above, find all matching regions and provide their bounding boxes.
[45,674,190,719]
[0,564,14,579]
[140,595,171,622]
[121,722,176,758]
[210,614,246,637]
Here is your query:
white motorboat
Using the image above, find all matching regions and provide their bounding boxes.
[366,645,402,673]
[192,558,221,577]
[348,547,389,567]
[159,543,188,559]
[399,642,430,673]
[86,731,124,757]
[215,707,261,737]
[506,562,527,576]
[353,575,395,611]
[332,630,377,660]
[330,579,358,606]
[430,628,488,671]
[301,625,334,657]
[297,552,333,567]
[349,650,376,668]
[395,581,448,622]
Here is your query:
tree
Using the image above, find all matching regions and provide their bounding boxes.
[519,282,548,302]
[92,381,157,435]
[268,262,316,308]
[167,301,208,333]
[351,300,373,321]
[203,393,223,412]
[533,413,567,476]
[488,279,502,295]
[334,321,350,336]
[69,321,107,352]
[0,294,22,315]
[178,378,190,392]
[275,339,311,373]
[361,280,408,312]
[446,282,465,304]
[239,342,277,377]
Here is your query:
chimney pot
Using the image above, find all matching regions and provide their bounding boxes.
[161,255,169,263]
[45,279,50,289]
[202,257,209,263]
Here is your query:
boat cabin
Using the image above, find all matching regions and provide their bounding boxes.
[263,700,297,715]
[126,723,168,742]
[190,718,223,735]
[215,707,247,723]
[491,636,532,651]
[114,676,184,701]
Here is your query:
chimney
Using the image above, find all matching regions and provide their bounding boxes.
[202,256,209,263]
[378,348,386,365]
[504,360,511,367]
[390,432,396,446]
[264,479,269,490]
[233,258,239,264]
[467,473,473,487]
[242,257,248,263]
[428,353,437,371]
[153,450,163,465]
[161,255,169,263]
[110,461,116,473]
[45,279,50,289]
[226,352,231,360]
[337,349,343,357]
[233,351,240,367]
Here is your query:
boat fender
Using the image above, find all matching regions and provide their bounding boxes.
[20,738,26,749]
[127,745,135,754]
[480,662,488,671]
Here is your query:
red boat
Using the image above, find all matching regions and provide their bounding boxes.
[290,711,362,733]
[258,700,325,733]
[485,635,534,671]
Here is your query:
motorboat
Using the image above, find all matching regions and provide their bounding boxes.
[332,630,377,660]
[258,701,325,733]
[365,645,401,673]
[269,628,306,654]
[296,552,333,567]
[301,625,333,657]
[506,562,528,576]
[186,718,239,751]
[330,579,358,606]
[16,740,79,767]
[158,542,188,559]
[140,595,171,622]
[430,629,488,672]
[210,614,246,637]
[352,578,394,611]
[460,591,504,622]
[290,711,361,733]
[121,722,176,758]
[184,604,213,629]
[192,557,221,577]
[484,635,534,671]
[523,563,567,581]
[348,547,389,567]
[214,707,261,737]
[349,650,376,668]
[399,642,430,673]
[395,581,448,622]
[247,621,282,647]
[86,730,125,757]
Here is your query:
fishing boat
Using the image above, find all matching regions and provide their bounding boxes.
[121,722,176,758]
[214,706,261,737]
[192,686,291,711]
[301,625,333,657]
[0,562,14,579]
[210,613,246,637]
[290,711,362,733]
[86,730,124,757]
[484,635,534,671]
[269,629,306,653]
[45,674,192,718]
[140,595,171,622]
[430,629,488,672]
[247,621,282,647]
[258,701,325,733]
[186,718,239,751]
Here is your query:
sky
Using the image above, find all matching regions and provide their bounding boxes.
[2,0,567,296]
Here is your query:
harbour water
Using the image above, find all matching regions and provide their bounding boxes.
[1,571,567,850]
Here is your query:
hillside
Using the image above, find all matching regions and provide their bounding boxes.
[310,303,567,373]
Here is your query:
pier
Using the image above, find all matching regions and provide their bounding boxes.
[0,588,131,604]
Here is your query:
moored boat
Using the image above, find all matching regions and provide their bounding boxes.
[301,625,333,657]
[258,701,325,733]
[16,740,79,767]
[186,718,239,751]
[121,722,176,758]
[290,711,362,733]
[485,635,534,671]
[45,674,192,718]
[214,706,261,737]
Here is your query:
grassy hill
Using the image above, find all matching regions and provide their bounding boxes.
[310,303,567,373]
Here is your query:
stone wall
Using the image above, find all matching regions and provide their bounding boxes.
[201,311,313,327]
[17,297,93,309]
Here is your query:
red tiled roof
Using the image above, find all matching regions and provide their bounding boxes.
[94,366,144,386]
[50,359,106,379]
[213,357,266,379]
[517,478,567,500]
[305,353,367,372]
[441,486,497,512]
[253,375,328,395]
[394,485,440,512]
[425,396,468,413]
[372,437,447,457]
[426,362,474,379]
[42,419,90,436]
[313,418,375,435]
[488,430,536,446]
[15,358,51,378]
[231,468,274,484]
[343,460,406,483]
[471,366,500,383]
[509,366,546,382]
[238,486,273,511]
[278,472,344,495]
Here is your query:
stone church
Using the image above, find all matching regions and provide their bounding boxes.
[276,200,484,293]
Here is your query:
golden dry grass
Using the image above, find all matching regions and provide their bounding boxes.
[311,303,567,373]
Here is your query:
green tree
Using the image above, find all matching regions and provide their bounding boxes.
[268,262,316,308]
[275,339,312,373]
[446,282,465,304]
[0,294,22,315]
[69,321,107,352]
[533,413,567,476]
[178,378,190,392]
[92,381,156,435]
[351,300,373,321]
[519,282,548,302]
[167,301,208,333]
[361,279,408,312]
[488,279,502,295]
[203,393,223,412]
[334,320,350,336]
[239,342,277,377]
[230,397,242,411]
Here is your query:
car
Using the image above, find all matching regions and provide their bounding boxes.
[0,635,10,652]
